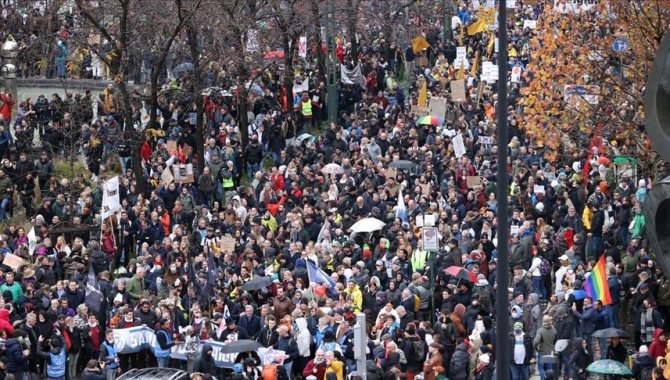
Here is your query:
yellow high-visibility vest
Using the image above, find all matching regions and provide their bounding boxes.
[301,100,312,117]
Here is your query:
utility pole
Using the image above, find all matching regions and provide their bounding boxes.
[326,0,338,124]
[495,1,510,380]
[444,0,453,43]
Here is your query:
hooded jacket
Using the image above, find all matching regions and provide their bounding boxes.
[649,328,666,359]
[0,309,15,336]
[295,318,311,357]
[193,343,216,375]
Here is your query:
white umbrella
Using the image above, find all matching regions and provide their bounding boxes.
[296,133,314,143]
[349,217,386,233]
[321,163,344,175]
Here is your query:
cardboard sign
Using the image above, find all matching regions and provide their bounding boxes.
[466,176,482,188]
[450,80,467,101]
[506,0,516,8]
[486,0,495,8]
[220,236,236,253]
[386,168,397,180]
[172,164,195,183]
[534,185,545,194]
[429,97,448,120]
[167,141,177,154]
[182,143,193,158]
[511,225,520,236]
[161,167,174,185]
[2,253,26,271]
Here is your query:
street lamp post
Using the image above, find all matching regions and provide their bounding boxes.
[1,36,19,114]
[444,0,454,43]
[326,0,338,124]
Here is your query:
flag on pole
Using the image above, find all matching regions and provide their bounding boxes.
[486,33,496,58]
[467,18,488,35]
[411,35,431,55]
[584,255,613,305]
[85,261,103,313]
[471,51,480,76]
[27,227,37,255]
[457,61,465,80]
[418,79,428,107]
[306,260,337,289]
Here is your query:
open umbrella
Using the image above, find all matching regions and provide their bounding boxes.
[240,276,273,291]
[571,289,587,300]
[349,217,386,233]
[417,115,444,126]
[587,360,632,376]
[216,339,263,354]
[592,328,631,339]
[388,160,418,170]
[296,133,315,143]
[555,339,571,353]
[321,163,344,175]
[443,266,478,283]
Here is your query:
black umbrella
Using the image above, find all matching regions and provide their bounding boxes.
[240,276,273,291]
[216,339,263,354]
[388,160,418,170]
[591,328,631,339]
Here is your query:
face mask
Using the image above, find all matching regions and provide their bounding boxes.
[514,328,522,335]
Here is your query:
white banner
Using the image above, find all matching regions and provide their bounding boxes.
[246,29,260,52]
[293,77,309,95]
[298,36,307,58]
[101,176,121,219]
[340,64,365,86]
[453,134,466,158]
[113,327,157,354]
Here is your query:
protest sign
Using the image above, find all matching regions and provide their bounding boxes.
[478,135,493,145]
[454,47,469,69]
[511,66,522,82]
[429,97,448,119]
[172,164,195,183]
[221,236,236,253]
[450,80,467,101]
[2,253,26,271]
[161,167,174,185]
[422,227,440,251]
[507,0,516,8]
[564,85,601,107]
[453,134,466,158]
[466,176,482,188]
[298,36,307,58]
[534,185,546,194]
[523,20,537,29]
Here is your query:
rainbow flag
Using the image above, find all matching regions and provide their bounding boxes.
[584,255,612,305]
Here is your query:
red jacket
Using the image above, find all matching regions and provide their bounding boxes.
[0,309,14,336]
[0,93,15,122]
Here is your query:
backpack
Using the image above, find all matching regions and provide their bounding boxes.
[413,340,425,360]
[262,364,278,380]
[413,294,421,313]
[539,257,552,276]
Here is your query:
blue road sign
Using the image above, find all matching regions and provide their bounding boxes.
[613,37,629,53]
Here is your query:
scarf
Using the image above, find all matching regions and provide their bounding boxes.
[641,308,654,343]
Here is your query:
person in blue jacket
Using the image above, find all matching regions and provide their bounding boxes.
[36,333,66,380]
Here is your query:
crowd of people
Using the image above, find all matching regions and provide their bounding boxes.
[0,1,667,380]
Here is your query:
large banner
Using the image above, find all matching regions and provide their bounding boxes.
[170,340,283,369]
[113,327,157,354]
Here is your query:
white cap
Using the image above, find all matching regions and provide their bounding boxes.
[559,255,569,261]
[639,345,648,355]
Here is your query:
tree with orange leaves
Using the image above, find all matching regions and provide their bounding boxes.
[518,1,669,178]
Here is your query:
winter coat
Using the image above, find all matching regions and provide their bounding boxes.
[632,354,655,380]
[193,344,217,375]
[4,339,29,374]
[450,342,470,380]
[533,324,557,356]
